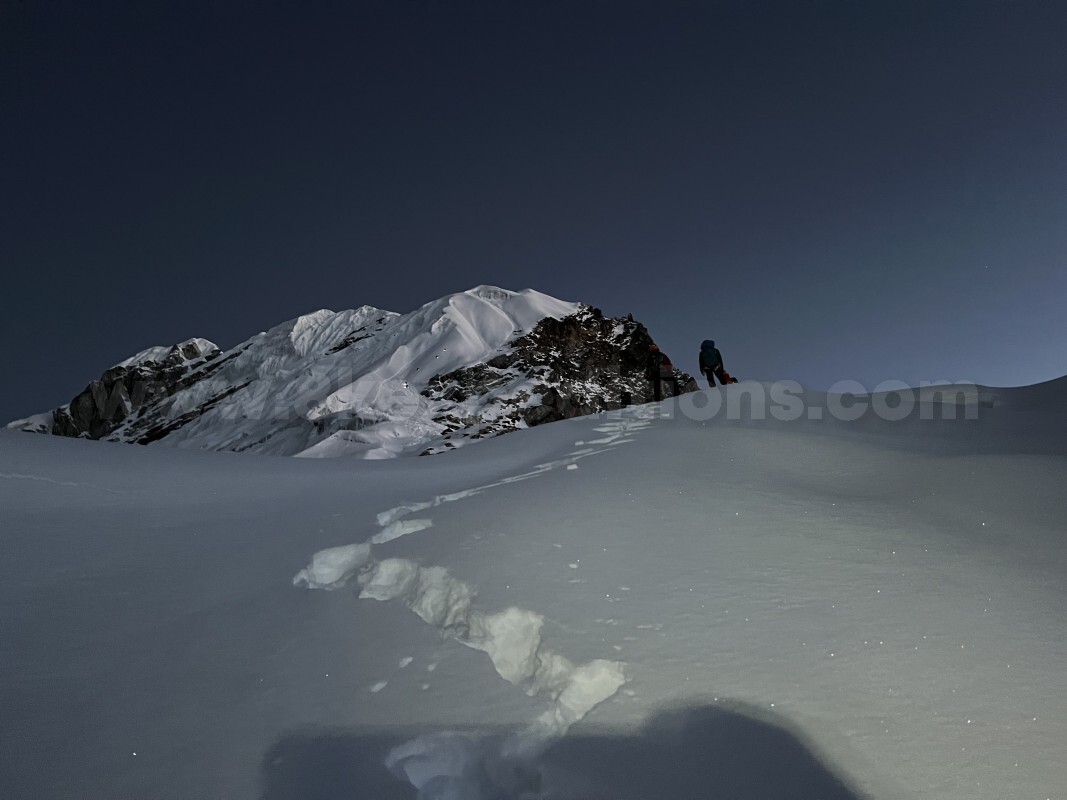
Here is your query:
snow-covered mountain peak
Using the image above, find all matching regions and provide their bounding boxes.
[456,284,576,311]
[289,309,339,354]
[284,306,397,359]
[465,284,516,300]
[8,288,687,458]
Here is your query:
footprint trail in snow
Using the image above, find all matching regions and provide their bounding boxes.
[292,411,655,797]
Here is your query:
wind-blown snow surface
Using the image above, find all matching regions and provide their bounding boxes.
[2,379,1066,799]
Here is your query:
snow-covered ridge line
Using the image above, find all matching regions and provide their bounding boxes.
[6,287,596,457]
[7,286,693,460]
[112,337,220,369]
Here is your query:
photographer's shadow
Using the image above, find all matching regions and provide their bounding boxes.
[539,701,865,800]
[261,700,869,799]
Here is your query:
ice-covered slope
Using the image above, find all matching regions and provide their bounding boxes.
[2,378,1066,800]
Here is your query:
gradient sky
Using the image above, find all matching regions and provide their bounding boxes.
[3,0,1065,424]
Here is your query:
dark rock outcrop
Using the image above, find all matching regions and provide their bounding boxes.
[48,340,222,440]
[420,305,697,451]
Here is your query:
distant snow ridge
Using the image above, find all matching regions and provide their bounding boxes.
[7,286,692,458]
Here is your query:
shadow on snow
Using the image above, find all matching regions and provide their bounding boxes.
[261,700,869,800]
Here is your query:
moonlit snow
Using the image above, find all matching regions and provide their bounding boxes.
[2,378,1066,799]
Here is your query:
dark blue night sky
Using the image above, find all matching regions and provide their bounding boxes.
[3,1,1065,423]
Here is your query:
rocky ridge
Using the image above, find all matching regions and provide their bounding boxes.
[418,305,696,454]
[22,339,224,441]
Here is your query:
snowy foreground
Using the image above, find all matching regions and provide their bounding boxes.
[2,380,1066,800]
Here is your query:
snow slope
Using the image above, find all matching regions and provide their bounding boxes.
[2,378,1066,799]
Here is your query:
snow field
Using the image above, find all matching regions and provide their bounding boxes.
[3,379,1066,800]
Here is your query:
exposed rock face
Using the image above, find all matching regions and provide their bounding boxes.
[47,340,222,440]
[419,305,696,453]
